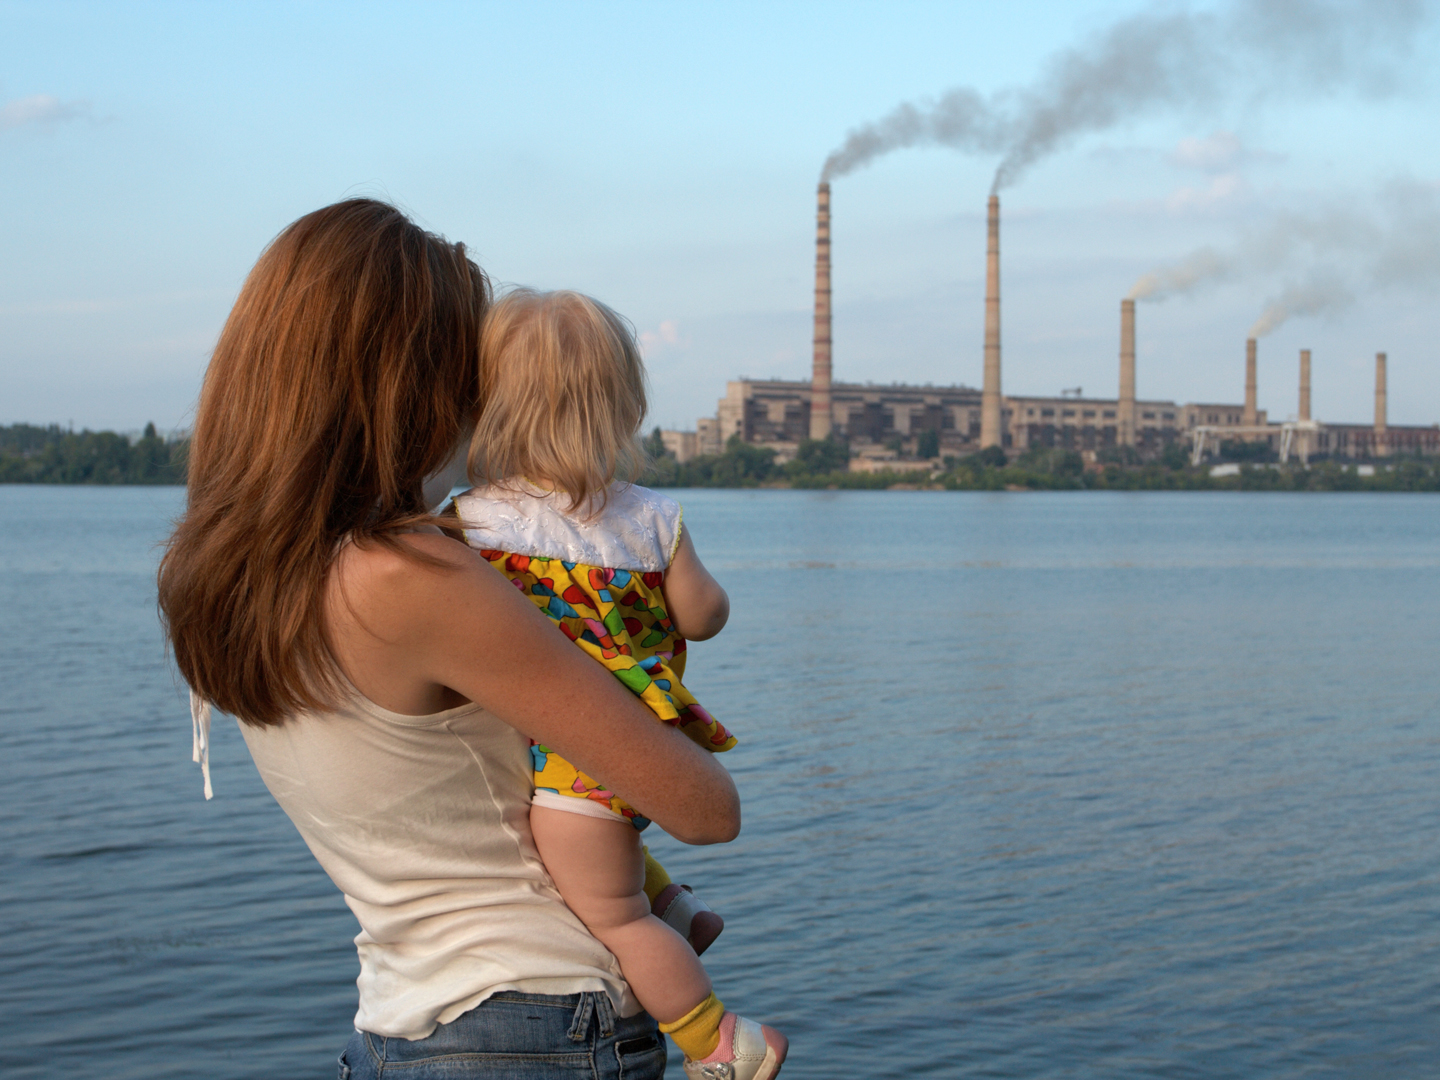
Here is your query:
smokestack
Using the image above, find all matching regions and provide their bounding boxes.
[1119,299,1136,447]
[809,183,833,440]
[1374,351,1388,456]
[980,194,1002,449]
[1243,338,1258,426]
[1299,349,1311,422]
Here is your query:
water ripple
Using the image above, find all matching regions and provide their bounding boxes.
[2,486,1439,1078]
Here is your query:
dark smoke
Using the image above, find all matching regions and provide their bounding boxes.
[820,90,1006,182]
[820,0,1426,190]
[1248,273,1355,336]
[1128,179,1440,335]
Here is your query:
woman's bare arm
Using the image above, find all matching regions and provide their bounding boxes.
[326,533,740,844]
[664,526,729,642]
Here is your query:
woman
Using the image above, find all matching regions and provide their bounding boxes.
[158,199,740,1079]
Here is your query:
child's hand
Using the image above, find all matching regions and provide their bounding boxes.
[664,526,729,641]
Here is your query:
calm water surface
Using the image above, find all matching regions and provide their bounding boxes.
[2,486,1437,1078]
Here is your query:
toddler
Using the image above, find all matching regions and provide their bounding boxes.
[453,289,787,1080]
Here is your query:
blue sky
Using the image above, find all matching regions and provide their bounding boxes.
[2,0,1438,433]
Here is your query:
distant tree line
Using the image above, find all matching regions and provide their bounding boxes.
[10,420,1430,491]
[642,430,873,488]
[640,428,1440,493]
[0,423,189,484]
[939,445,1440,492]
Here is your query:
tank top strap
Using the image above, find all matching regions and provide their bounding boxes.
[190,688,213,800]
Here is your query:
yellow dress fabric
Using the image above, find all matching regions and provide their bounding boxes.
[472,546,737,829]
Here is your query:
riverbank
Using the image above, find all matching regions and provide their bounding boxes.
[0,423,187,484]
[7,423,1438,492]
[645,438,1440,493]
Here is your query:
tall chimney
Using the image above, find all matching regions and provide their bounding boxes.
[980,194,1002,449]
[1119,299,1137,447]
[1243,338,1258,426]
[1374,351,1388,456]
[1298,349,1311,422]
[809,183,833,440]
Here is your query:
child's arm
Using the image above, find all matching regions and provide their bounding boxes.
[664,525,729,641]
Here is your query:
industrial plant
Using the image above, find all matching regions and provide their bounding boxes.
[664,186,1438,469]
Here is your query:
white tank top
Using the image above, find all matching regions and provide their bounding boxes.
[237,686,637,1039]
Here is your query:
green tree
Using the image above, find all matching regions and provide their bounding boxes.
[711,435,776,484]
[915,428,940,459]
[1015,447,1083,478]
[642,426,668,462]
[1096,445,1140,466]
[789,437,849,475]
[1160,441,1189,470]
[0,422,188,484]
[1218,438,1273,462]
[128,422,171,482]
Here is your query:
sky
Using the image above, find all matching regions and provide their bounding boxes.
[2,0,1438,434]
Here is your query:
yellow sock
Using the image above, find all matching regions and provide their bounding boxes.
[658,991,725,1060]
[641,846,672,906]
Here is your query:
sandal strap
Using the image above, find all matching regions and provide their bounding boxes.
[657,884,712,938]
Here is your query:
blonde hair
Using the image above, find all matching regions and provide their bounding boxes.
[471,288,647,511]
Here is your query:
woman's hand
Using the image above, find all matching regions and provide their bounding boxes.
[327,534,741,845]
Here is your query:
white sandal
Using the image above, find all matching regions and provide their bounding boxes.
[683,1012,788,1080]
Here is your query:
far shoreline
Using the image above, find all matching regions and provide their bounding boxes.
[5,422,1439,493]
[6,471,1440,495]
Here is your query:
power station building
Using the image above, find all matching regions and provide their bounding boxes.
[691,378,1261,460]
[672,187,1434,465]
[697,378,982,457]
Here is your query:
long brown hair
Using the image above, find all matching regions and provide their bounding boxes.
[158,199,490,727]
[469,289,647,512]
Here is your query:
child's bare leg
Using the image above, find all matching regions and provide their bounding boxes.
[531,805,712,1023]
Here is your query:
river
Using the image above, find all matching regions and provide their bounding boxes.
[2,485,1436,1078]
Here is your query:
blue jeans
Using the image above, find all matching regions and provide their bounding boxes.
[336,991,666,1079]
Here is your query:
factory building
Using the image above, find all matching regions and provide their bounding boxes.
[697,377,982,458]
[660,429,698,463]
[667,189,1435,465]
[689,379,1260,459]
[1305,424,1440,458]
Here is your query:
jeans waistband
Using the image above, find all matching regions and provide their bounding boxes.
[480,990,617,1041]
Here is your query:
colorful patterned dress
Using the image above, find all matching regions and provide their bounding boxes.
[455,481,736,830]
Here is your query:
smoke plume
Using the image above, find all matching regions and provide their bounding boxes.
[1129,179,1440,334]
[820,0,1426,190]
[1128,247,1232,301]
[820,90,1006,183]
[1248,273,1355,336]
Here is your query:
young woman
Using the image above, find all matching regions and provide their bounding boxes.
[158,199,740,1080]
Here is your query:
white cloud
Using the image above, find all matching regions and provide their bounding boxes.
[639,319,682,353]
[0,94,91,131]
[1169,130,1285,175]
[1165,172,1247,212]
[1170,130,1245,172]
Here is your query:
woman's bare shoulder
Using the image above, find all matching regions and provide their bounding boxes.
[331,531,497,633]
[325,531,515,714]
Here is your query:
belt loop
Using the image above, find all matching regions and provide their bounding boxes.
[567,993,595,1043]
[594,990,616,1038]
